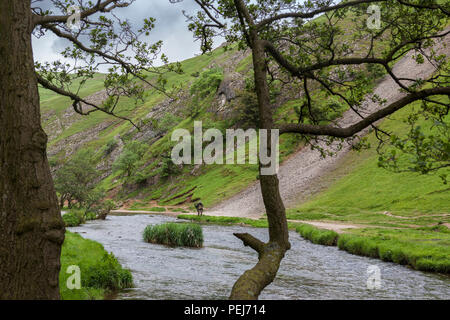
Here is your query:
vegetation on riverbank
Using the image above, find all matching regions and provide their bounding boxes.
[143,223,204,248]
[62,209,98,227]
[60,232,133,300]
[295,224,339,246]
[340,227,450,273]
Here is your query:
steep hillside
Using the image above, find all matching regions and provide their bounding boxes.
[209,32,450,218]
[40,22,448,219]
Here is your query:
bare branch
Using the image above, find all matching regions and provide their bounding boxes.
[233,233,265,254]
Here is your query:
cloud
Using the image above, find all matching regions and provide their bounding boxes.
[32,0,222,69]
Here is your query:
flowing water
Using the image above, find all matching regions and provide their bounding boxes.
[70,214,450,300]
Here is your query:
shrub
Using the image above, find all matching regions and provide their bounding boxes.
[104,139,118,156]
[85,211,98,221]
[160,152,181,178]
[62,210,85,227]
[188,68,224,117]
[83,252,133,291]
[157,113,182,133]
[190,67,223,100]
[143,223,203,248]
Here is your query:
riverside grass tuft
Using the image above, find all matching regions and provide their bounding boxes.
[143,223,204,248]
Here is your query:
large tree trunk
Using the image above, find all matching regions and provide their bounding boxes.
[229,34,290,299]
[0,0,65,299]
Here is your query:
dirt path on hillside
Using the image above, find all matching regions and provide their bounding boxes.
[207,31,450,221]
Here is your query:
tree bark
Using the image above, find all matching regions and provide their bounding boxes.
[230,1,291,299]
[0,0,65,299]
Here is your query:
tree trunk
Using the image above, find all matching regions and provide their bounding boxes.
[0,0,65,299]
[229,29,290,299]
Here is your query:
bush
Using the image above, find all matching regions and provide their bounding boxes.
[188,67,224,117]
[83,252,133,291]
[62,210,85,227]
[143,223,203,248]
[104,139,118,156]
[189,67,223,100]
[85,211,98,221]
[157,113,182,133]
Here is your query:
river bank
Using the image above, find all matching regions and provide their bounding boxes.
[60,231,133,300]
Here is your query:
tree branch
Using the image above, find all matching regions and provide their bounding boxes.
[255,0,449,29]
[233,233,265,254]
[32,0,131,26]
[278,86,450,137]
[36,72,140,129]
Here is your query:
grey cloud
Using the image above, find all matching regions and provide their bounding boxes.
[32,0,222,66]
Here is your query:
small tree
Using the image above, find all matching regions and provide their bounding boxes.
[113,140,148,181]
[54,149,98,209]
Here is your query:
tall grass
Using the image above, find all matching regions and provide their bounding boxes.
[143,223,203,248]
[337,233,450,273]
[296,224,339,246]
[60,232,133,300]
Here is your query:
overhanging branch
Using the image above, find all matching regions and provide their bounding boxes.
[32,0,132,26]
[278,86,450,137]
[36,73,140,130]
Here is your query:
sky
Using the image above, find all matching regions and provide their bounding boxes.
[32,0,222,70]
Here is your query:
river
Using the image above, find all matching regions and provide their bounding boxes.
[69,214,450,299]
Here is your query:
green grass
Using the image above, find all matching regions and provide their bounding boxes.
[147,207,166,212]
[129,203,167,212]
[178,214,311,230]
[143,223,204,248]
[60,232,133,300]
[296,224,339,246]
[178,214,269,228]
[172,208,190,213]
[294,223,450,273]
[339,227,450,273]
